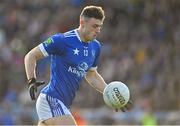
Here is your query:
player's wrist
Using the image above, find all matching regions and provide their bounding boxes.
[28,77,36,85]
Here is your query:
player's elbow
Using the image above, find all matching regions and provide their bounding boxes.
[24,51,36,64]
[24,47,44,64]
[24,52,31,64]
[85,70,97,83]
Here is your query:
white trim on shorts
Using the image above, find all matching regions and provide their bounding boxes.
[36,93,72,121]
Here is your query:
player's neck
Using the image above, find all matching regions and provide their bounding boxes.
[77,28,89,42]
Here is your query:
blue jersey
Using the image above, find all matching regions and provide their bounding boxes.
[38,29,101,108]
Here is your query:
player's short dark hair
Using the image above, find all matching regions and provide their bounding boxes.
[80,5,105,21]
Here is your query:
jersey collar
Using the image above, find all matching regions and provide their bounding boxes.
[74,29,82,43]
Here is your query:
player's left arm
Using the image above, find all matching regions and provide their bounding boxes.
[85,69,133,112]
[85,69,107,93]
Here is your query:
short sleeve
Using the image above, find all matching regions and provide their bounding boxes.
[38,34,65,56]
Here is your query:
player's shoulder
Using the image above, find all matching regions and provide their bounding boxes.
[63,29,77,38]
[50,33,64,40]
[91,39,101,47]
[51,29,76,39]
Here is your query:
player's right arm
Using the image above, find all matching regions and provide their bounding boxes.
[24,46,46,100]
[25,34,64,79]
[24,46,45,80]
[24,34,65,100]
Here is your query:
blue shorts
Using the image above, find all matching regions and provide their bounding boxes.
[36,93,72,121]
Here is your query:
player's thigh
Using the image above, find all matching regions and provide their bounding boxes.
[36,93,77,125]
[41,115,77,125]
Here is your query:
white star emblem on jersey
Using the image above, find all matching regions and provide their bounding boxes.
[73,48,79,55]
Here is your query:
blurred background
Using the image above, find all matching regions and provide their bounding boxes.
[0,0,180,125]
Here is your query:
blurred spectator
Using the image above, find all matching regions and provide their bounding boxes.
[140,98,157,126]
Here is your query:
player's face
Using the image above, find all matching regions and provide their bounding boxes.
[82,18,103,41]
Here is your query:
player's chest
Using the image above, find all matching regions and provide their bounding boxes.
[63,44,96,66]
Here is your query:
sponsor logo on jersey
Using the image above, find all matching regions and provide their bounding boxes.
[92,50,95,57]
[68,62,88,77]
[44,38,53,46]
[78,62,88,71]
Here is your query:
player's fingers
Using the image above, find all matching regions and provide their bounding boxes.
[120,107,126,112]
[124,104,131,110]
[128,100,133,106]
[34,86,37,92]
[29,85,36,100]
[36,81,45,87]
[127,101,133,108]
[124,102,133,111]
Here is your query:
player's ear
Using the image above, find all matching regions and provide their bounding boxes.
[80,17,85,27]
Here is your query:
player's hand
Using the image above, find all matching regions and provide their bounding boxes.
[28,78,45,100]
[115,100,133,112]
